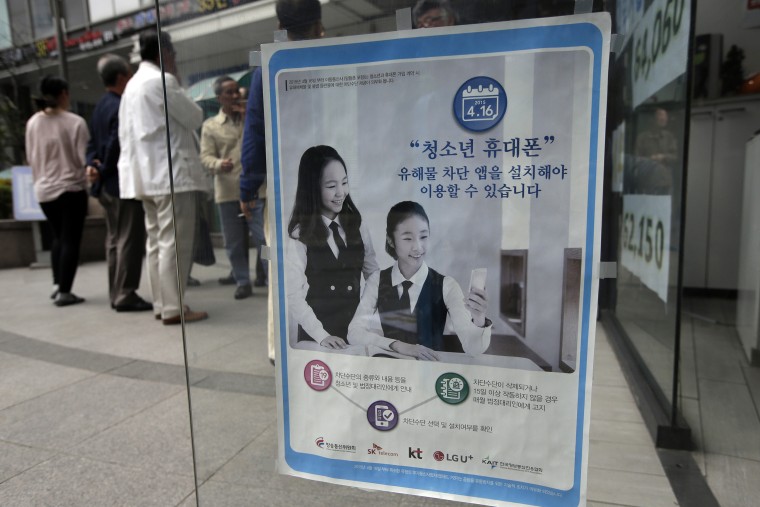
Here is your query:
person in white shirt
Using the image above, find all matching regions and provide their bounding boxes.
[348,201,491,360]
[117,30,207,325]
[286,146,379,348]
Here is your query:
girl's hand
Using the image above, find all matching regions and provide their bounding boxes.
[321,336,348,349]
[390,341,440,361]
[465,287,488,327]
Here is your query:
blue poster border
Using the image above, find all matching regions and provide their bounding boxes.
[268,20,606,506]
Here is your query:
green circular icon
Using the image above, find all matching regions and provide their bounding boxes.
[435,373,469,405]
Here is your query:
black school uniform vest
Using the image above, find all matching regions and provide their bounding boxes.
[297,223,364,342]
[377,267,447,351]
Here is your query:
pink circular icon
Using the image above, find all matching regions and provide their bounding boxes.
[304,360,332,391]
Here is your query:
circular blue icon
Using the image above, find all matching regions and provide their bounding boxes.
[367,400,398,431]
[453,77,507,132]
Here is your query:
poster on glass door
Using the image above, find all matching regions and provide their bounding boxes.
[265,13,610,507]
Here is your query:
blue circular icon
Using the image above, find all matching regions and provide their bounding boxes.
[367,400,398,431]
[453,77,507,132]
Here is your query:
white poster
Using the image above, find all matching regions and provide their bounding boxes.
[620,195,672,302]
[631,0,692,107]
[11,166,45,221]
[265,14,610,507]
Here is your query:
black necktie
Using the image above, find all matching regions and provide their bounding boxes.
[329,221,346,252]
[400,280,413,313]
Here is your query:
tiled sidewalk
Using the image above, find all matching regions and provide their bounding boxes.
[0,261,678,506]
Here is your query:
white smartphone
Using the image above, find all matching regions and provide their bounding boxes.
[469,268,487,292]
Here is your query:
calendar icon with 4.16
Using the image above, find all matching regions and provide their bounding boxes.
[462,84,499,121]
[453,76,507,132]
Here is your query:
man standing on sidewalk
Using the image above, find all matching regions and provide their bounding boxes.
[240,0,324,363]
[118,30,208,325]
[200,76,252,300]
[86,54,152,313]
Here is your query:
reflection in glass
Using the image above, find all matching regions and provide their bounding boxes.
[500,249,526,337]
[607,0,693,426]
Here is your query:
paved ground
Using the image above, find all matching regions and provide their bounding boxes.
[0,258,678,506]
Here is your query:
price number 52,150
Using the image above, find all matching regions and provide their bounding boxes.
[633,0,686,82]
[622,212,665,270]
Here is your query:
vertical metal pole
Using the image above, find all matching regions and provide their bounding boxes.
[51,0,68,81]
[670,0,699,429]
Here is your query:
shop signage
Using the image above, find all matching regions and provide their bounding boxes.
[630,0,691,107]
[620,195,671,303]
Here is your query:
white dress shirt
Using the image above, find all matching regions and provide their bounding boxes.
[118,61,206,199]
[348,261,491,355]
[286,217,379,344]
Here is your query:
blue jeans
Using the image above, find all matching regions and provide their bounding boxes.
[246,199,268,280]
[218,201,250,286]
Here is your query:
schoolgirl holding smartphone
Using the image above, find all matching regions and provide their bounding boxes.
[348,201,491,359]
[286,145,379,348]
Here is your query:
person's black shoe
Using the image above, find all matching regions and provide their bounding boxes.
[115,299,154,312]
[253,278,267,287]
[187,276,201,287]
[218,274,236,285]
[54,293,85,307]
[234,285,253,300]
[269,358,275,366]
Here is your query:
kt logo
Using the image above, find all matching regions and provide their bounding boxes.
[408,447,423,459]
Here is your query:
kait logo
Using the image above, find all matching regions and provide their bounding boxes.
[408,447,423,459]
[433,451,445,461]
[483,456,498,469]
[315,437,325,448]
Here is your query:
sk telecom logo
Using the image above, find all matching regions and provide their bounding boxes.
[315,437,325,448]
[408,447,423,459]
[368,443,399,457]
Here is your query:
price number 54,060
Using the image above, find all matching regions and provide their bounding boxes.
[622,212,665,270]
[633,0,686,82]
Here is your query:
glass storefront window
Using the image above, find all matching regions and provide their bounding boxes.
[30,0,54,39]
[63,0,87,30]
[153,0,700,504]
[605,0,693,434]
[0,1,10,50]
[7,0,32,46]
[88,0,149,23]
